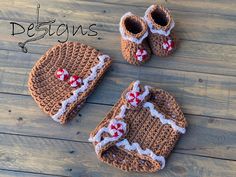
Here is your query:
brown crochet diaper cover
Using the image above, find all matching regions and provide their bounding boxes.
[28,42,112,124]
[89,80,187,172]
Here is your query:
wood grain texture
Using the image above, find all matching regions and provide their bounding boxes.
[1,0,236,45]
[1,26,236,76]
[0,50,235,120]
[0,93,236,160]
[0,0,235,176]
[0,133,235,177]
[87,0,236,16]
[0,170,63,177]
[0,9,235,76]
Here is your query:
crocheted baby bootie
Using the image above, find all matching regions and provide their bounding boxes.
[144,5,176,57]
[120,12,151,65]
[89,80,187,172]
[28,41,112,124]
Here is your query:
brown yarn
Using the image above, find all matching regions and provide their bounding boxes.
[146,5,177,57]
[28,41,112,124]
[120,14,151,65]
[90,81,187,172]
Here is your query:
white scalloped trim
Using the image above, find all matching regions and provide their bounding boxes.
[89,119,126,154]
[133,80,150,100]
[115,105,128,119]
[88,127,108,143]
[51,54,110,122]
[88,80,150,154]
[143,102,186,134]
[89,102,129,154]
[126,80,150,105]
[144,5,175,36]
[89,80,185,159]
[116,139,165,169]
[119,12,148,44]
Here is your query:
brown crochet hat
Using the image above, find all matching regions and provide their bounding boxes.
[28,41,112,124]
[89,80,187,172]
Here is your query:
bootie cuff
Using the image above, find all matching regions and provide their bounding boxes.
[144,5,175,36]
[120,12,149,44]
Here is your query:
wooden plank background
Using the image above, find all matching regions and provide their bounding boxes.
[0,0,235,176]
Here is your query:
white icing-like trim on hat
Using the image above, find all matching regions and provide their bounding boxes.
[116,139,165,169]
[51,54,110,122]
[143,102,186,134]
[119,12,148,44]
[144,5,175,36]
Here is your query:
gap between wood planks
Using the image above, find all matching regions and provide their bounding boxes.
[175,152,236,162]
[1,11,235,46]
[0,41,235,76]
[0,130,234,163]
[0,48,236,78]
[0,168,68,177]
[1,35,236,77]
[1,91,236,161]
[2,15,235,46]
[1,91,236,122]
[3,0,236,17]
[0,1,235,177]
[84,0,236,17]
[1,0,236,46]
[0,131,235,164]
[1,60,235,120]
[0,131,235,177]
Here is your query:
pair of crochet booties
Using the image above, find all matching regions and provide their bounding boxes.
[120,4,176,65]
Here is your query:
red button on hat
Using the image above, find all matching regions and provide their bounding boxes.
[69,75,82,88]
[55,68,69,81]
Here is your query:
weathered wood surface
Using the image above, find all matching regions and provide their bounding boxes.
[0,133,235,177]
[1,54,236,120]
[0,0,236,76]
[0,0,235,176]
[0,170,61,177]
[1,93,236,161]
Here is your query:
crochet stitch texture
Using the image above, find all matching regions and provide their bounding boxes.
[120,12,151,65]
[28,41,112,124]
[144,4,177,56]
[89,81,187,172]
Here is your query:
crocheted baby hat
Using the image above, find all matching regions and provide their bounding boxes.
[28,42,112,124]
[144,4,176,57]
[89,80,187,172]
[120,12,152,65]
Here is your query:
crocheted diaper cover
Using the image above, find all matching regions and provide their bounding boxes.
[28,41,112,124]
[89,80,187,172]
